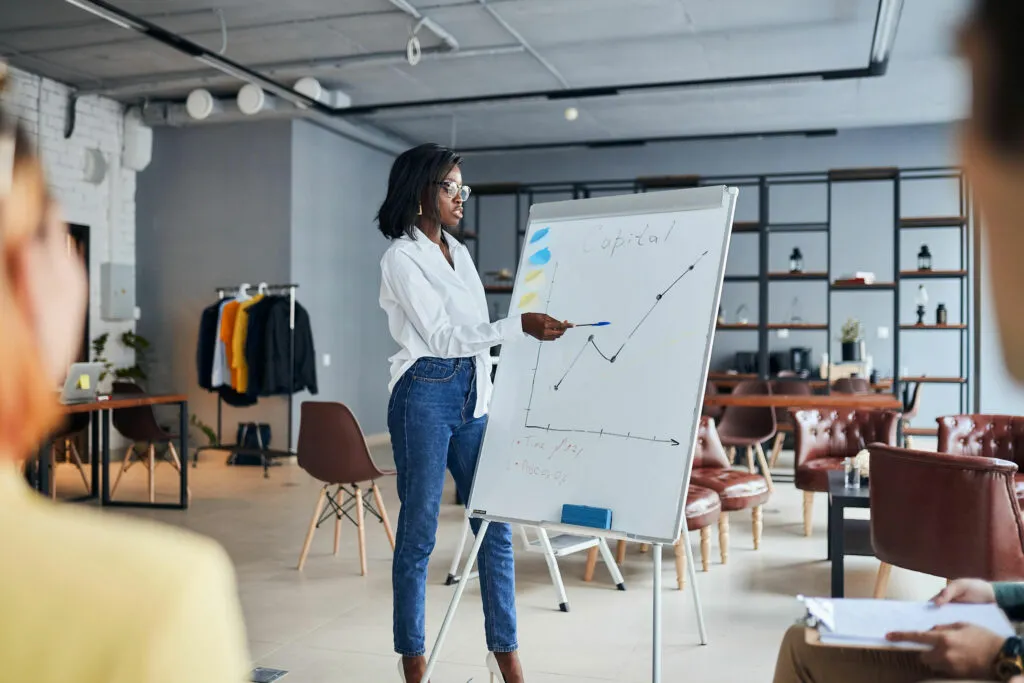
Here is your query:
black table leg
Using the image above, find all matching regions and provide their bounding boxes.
[830,499,845,597]
[827,497,833,560]
[36,443,52,496]
[90,411,100,498]
[101,409,111,505]
[179,401,189,509]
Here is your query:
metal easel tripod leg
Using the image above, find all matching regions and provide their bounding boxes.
[422,519,491,683]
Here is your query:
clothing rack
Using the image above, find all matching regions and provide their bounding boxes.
[195,282,299,478]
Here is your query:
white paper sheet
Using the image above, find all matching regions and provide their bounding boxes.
[800,598,1015,650]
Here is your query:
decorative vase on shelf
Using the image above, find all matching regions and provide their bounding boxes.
[789,248,804,273]
[735,304,749,325]
[840,318,863,362]
[915,284,929,325]
[918,244,932,271]
[789,296,803,323]
[936,303,948,326]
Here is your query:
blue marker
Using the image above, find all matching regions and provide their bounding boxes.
[576,322,611,327]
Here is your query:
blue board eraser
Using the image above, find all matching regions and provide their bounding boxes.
[561,504,613,530]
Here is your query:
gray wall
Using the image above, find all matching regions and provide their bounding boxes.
[136,120,296,449]
[290,121,394,437]
[462,123,1024,427]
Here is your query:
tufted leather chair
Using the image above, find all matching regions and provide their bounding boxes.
[937,414,1024,508]
[833,377,871,394]
[869,444,1024,598]
[791,408,901,536]
[690,416,771,563]
[768,380,813,467]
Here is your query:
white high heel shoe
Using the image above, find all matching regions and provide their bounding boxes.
[485,652,504,683]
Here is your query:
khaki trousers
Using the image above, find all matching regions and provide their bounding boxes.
[772,625,989,683]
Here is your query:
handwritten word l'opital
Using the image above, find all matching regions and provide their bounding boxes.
[582,220,676,257]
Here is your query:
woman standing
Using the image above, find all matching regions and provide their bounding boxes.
[378,144,570,683]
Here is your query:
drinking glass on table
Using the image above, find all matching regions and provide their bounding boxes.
[844,457,860,489]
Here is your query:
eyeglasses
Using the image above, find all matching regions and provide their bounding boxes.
[438,179,471,202]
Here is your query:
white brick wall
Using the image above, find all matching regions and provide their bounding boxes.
[6,66,136,374]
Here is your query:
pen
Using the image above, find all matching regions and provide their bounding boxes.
[575,322,611,327]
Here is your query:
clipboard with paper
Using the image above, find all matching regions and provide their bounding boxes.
[799,596,1017,650]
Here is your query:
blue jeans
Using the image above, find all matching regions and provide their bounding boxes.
[388,357,518,657]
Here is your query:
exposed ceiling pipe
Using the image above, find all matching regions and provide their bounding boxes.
[477,0,569,88]
[870,0,904,67]
[386,0,459,51]
[81,45,525,99]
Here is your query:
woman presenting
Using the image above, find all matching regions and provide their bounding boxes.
[378,143,570,683]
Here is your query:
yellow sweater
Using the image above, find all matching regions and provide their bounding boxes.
[231,294,264,392]
[0,463,250,682]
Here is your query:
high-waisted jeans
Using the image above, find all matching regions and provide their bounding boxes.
[388,357,517,657]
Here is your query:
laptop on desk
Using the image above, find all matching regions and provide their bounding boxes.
[60,362,104,405]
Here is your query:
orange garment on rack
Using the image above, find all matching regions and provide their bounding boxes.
[219,300,241,384]
[231,295,264,392]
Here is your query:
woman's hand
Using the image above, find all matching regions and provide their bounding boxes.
[932,579,997,606]
[522,313,573,341]
[886,623,1006,679]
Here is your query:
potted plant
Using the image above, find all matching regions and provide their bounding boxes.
[840,318,863,362]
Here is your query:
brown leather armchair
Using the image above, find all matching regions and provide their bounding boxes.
[792,408,900,536]
[937,414,1024,508]
[690,416,771,563]
[869,444,1024,598]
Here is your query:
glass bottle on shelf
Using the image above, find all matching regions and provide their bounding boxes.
[936,303,948,326]
[735,304,749,325]
[917,244,932,271]
[789,296,803,322]
[789,247,804,273]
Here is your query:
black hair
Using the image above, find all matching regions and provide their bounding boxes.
[376,143,463,240]
[967,0,1024,154]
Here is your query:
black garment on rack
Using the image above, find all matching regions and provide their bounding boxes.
[262,298,318,396]
[196,302,221,391]
[242,295,276,401]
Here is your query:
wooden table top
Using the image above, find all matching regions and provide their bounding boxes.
[703,393,902,409]
[61,393,188,414]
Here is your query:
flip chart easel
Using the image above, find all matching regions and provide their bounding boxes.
[423,186,737,682]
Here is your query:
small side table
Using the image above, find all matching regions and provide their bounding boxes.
[827,470,873,597]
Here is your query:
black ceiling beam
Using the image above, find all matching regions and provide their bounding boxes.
[67,0,897,120]
[458,128,839,154]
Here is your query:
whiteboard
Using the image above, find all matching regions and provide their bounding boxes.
[467,186,738,544]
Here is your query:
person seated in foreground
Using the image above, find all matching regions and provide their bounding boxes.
[773,580,1024,683]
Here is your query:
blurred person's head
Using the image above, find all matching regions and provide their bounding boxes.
[0,70,86,461]
[959,1,1024,378]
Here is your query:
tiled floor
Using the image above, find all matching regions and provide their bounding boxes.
[53,443,944,682]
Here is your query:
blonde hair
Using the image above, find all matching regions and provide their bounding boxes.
[0,109,59,457]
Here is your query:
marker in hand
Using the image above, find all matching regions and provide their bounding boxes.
[575,321,611,328]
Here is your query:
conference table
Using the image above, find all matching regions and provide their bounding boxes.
[32,393,190,510]
[702,393,902,410]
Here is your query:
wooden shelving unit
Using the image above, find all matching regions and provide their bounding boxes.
[899,269,968,279]
[768,271,828,281]
[900,324,967,330]
[716,322,758,331]
[899,216,967,228]
[766,323,828,330]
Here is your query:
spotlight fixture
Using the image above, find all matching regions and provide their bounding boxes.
[406,34,422,66]
[564,107,579,122]
[237,83,275,115]
[185,89,220,120]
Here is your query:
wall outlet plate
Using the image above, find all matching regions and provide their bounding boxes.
[322,353,331,367]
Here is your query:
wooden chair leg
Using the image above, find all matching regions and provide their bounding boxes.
[583,546,599,582]
[674,539,686,590]
[718,513,730,565]
[147,444,156,504]
[874,562,892,599]
[746,446,755,474]
[68,442,90,492]
[727,446,736,465]
[297,487,327,571]
[803,491,814,537]
[333,485,345,556]
[165,443,192,504]
[49,446,58,500]
[639,543,650,553]
[616,539,626,564]
[905,435,914,449]
[355,484,367,576]
[769,432,785,469]
[371,482,396,551]
[754,442,775,492]
[752,506,763,550]
[111,445,135,498]
[699,527,711,572]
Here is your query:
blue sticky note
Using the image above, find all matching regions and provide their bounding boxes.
[530,227,550,244]
[528,247,552,266]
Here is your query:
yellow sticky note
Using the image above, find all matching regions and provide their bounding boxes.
[77,374,90,390]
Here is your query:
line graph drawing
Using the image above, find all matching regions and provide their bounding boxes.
[521,248,711,447]
[552,249,709,391]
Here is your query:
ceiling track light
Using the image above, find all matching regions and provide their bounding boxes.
[870,0,905,65]
[61,0,332,114]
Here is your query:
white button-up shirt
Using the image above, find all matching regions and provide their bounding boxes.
[380,228,525,418]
